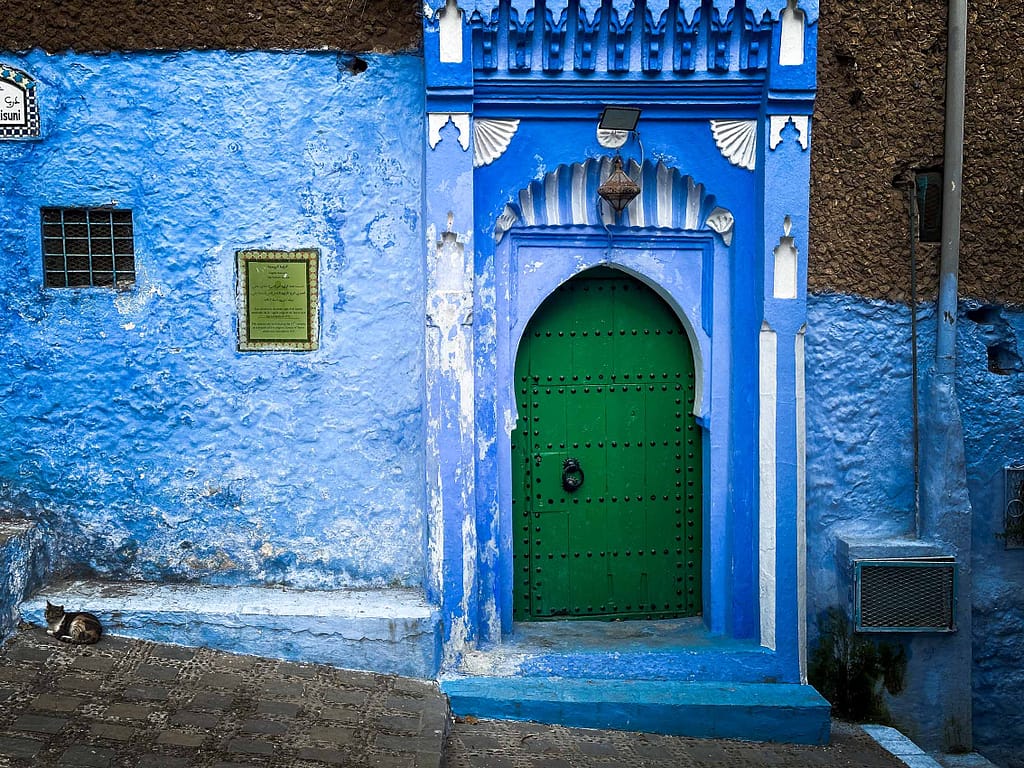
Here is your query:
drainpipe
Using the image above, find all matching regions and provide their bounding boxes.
[935,0,967,374]
[911,0,973,750]
[908,186,921,535]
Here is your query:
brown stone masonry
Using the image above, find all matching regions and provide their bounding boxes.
[0,0,421,54]
[812,0,1024,304]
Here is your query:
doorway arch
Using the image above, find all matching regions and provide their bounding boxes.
[511,266,702,621]
[483,160,744,640]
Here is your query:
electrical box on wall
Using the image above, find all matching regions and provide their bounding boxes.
[854,558,957,633]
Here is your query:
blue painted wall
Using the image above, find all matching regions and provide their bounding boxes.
[957,303,1024,768]
[805,293,1024,760]
[805,295,919,606]
[0,51,427,590]
[0,521,51,638]
[3,42,1021,765]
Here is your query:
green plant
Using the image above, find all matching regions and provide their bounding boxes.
[808,607,908,723]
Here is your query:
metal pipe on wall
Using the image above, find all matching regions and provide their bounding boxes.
[911,0,974,749]
[935,0,968,374]
[909,185,921,536]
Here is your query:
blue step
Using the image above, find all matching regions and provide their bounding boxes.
[21,579,442,679]
[442,677,831,744]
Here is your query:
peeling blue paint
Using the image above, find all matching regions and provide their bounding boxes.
[0,521,51,638]
[805,296,919,598]
[0,50,427,591]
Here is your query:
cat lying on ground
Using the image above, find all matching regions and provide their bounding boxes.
[44,601,103,644]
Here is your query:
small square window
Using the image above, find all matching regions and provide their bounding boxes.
[915,172,943,243]
[40,208,136,289]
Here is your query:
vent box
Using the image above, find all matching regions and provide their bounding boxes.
[854,558,956,633]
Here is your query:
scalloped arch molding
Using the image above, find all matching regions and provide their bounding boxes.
[495,158,735,245]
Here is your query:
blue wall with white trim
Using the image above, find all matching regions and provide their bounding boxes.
[2,40,1022,766]
[0,50,427,590]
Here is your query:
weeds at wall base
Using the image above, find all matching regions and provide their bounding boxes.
[808,607,908,723]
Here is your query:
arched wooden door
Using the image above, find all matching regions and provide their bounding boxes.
[511,267,702,621]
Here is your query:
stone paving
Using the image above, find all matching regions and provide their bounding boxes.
[0,627,448,767]
[0,626,914,768]
[443,718,910,768]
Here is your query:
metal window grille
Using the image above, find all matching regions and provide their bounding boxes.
[41,208,136,289]
[1004,466,1024,549]
[854,558,956,633]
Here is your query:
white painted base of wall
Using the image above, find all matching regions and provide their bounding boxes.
[20,580,442,678]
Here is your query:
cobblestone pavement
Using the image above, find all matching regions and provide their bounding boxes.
[443,718,911,768]
[0,627,448,768]
[0,627,911,768]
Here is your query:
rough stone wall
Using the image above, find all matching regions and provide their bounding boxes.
[812,0,1024,305]
[958,304,1024,768]
[0,0,421,54]
[804,294,919,639]
[959,0,1024,302]
[0,50,427,590]
[805,294,1024,757]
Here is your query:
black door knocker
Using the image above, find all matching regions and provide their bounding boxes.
[561,457,584,493]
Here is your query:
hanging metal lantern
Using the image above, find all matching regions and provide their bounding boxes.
[597,156,640,214]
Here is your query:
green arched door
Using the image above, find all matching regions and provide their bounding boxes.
[512,268,702,621]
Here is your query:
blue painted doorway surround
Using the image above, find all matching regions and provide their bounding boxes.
[422,0,818,689]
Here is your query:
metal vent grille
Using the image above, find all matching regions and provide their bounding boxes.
[854,559,956,633]
[41,208,136,288]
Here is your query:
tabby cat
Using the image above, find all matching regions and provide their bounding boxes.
[44,601,103,645]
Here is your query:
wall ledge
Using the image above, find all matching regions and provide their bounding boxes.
[837,536,952,562]
[20,580,442,679]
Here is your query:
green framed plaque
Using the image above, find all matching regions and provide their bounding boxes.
[236,249,319,351]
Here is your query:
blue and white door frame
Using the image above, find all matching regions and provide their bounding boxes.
[422,0,818,685]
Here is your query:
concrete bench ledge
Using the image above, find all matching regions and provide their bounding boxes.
[443,676,832,745]
[21,579,442,678]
